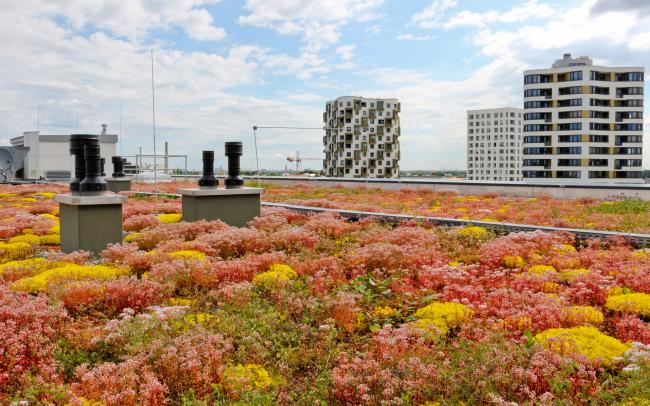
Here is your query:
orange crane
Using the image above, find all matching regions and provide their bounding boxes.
[286,151,321,174]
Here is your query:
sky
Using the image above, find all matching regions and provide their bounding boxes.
[1,0,650,171]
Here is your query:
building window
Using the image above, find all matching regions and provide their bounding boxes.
[557,147,582,154]
[569,71,583,81]
[558,135,582,143]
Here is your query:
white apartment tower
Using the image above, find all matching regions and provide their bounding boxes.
[522,54,645,183]
[323,96,400,178]
[467,107,523,181]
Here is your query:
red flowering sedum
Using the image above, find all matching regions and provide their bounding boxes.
[0,183,647,403]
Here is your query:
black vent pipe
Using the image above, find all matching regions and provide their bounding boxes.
[79,143,108,193]
[111,156,125,177]
[198,150,218,188]
[225,141,243,188]
[69,134,98,193]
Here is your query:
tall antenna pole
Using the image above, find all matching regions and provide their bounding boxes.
[37,104,40,131]
[119,101,122,155]
[253,126,260,187]
[151,50,158,209]
[76,112,79,133]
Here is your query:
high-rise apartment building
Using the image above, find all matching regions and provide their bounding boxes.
[467,107,523,181]
[522,54,645,183]
[323,96,400,178]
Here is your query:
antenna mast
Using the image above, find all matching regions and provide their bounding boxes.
[151,50,158,208]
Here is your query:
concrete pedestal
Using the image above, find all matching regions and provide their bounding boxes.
[178,187,263,227]
[54,193,128,254]
[105,177,132,193]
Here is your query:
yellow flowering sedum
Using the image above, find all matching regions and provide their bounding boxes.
[184,312,216,325]
[221,364,273,395]
[560,268,590,282]
[34,192,57,199]
[503,255,525,269]
[457,226,488,239]
[535,326,629,364]
[563,306,604,325]
[11,264,129,293]
[0,242,31,262]
[553,243,577,253]
[124,232,140,243]
[169,297,195,307]
[0,257,48,275]
[38,234,60,246]
[605,292,650,317]
[252,264,298,289]
[527,264,557,275]
[169,250,206,261]
[157,213,182,224]
[412,301,472,336]
[9,234,42,245]
[373,306,397,318]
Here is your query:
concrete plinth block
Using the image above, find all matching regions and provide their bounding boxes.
[54,193,128,254]
[105,177,132,193]
[178,187,263,227]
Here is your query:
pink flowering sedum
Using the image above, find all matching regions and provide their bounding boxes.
[0,184,647,403]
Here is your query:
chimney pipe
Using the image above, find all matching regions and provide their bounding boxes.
[112,156,125,177]
[101,124,107,135]
[69,134,99,194]
[198,150,218,188]
[225,141,243,189]
[79,142,108,194]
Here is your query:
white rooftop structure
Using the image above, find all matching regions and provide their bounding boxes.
[9,125,118,181]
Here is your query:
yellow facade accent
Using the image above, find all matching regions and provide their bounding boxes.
[583,85,590,94]
[609,147,614,154]
[582,110,589,118]
[609,123,615,131]
[582,134,589,142]
[610,99,615,107]
[581,159,588,166]
[551,123,556,131]
[552,171,557,178]
[610,72,615,81]
[552,73,558,82]
[551,147,556,155]
[552,100,557,107]
[609,171,615,178]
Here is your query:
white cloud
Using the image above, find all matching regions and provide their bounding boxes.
[441,1,556,29]
[629,31,650,50]
[238,0,383,77]
[335,44,355,61]
[396,33,434,41]
[239,0,384,25]
[0,2,327,170]
[412,0,555,30]
[382,0,650,168]
[20,0,227,42]
[411,0,457,28]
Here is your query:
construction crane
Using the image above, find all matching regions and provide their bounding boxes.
[286,151,321,174]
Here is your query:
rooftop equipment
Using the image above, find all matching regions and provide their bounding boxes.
[225,141,243,189]
[111,156,126,178]
[79,142,107,194]
[198,150,218,188]
[70,134,99,193]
